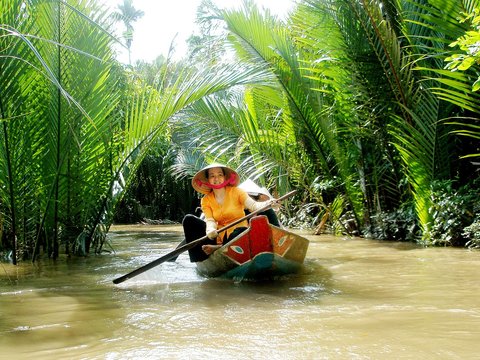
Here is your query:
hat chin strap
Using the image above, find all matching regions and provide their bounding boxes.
[195,173,237,190]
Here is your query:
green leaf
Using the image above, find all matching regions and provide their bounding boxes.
[458,56,475,70]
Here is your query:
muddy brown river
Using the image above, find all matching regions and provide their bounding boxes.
[1,224,479,359]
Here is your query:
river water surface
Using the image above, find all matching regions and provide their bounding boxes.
[1,224,479,359]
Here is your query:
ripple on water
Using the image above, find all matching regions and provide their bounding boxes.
[2,227,480,359]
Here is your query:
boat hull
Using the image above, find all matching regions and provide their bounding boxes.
[196,215,309,280]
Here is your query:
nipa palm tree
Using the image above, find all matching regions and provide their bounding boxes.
[173,0,479,242]
[0,0,274,263]
[112,0,144,65]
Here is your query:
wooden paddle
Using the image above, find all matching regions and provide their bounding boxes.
[166,239,186,262]
[112,190,297,284]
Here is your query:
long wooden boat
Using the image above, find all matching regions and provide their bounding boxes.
[196,215,309,280]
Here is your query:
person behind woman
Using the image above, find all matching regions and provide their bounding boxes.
[238,179,281,227]
[182,163,275,262]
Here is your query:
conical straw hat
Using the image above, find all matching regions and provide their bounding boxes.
[192,163,240,195]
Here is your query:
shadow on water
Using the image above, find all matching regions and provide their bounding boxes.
[111,256,336,310]
[200,267,334,306]
[107,227,337,308]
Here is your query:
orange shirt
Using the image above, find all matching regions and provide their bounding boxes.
[201,186,248,241]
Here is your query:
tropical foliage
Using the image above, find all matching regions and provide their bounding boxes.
[0,0,272,263]
[1,0,123,263]
[1,0,479,266]
[113,137,194,224]
[171,0,479,246]
[111,0,144,64]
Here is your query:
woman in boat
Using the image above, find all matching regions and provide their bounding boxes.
[183,163,277,262]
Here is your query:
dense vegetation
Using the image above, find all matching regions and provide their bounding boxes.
[1,0,479,265]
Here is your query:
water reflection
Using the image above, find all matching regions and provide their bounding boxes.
[1,225,479,359]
